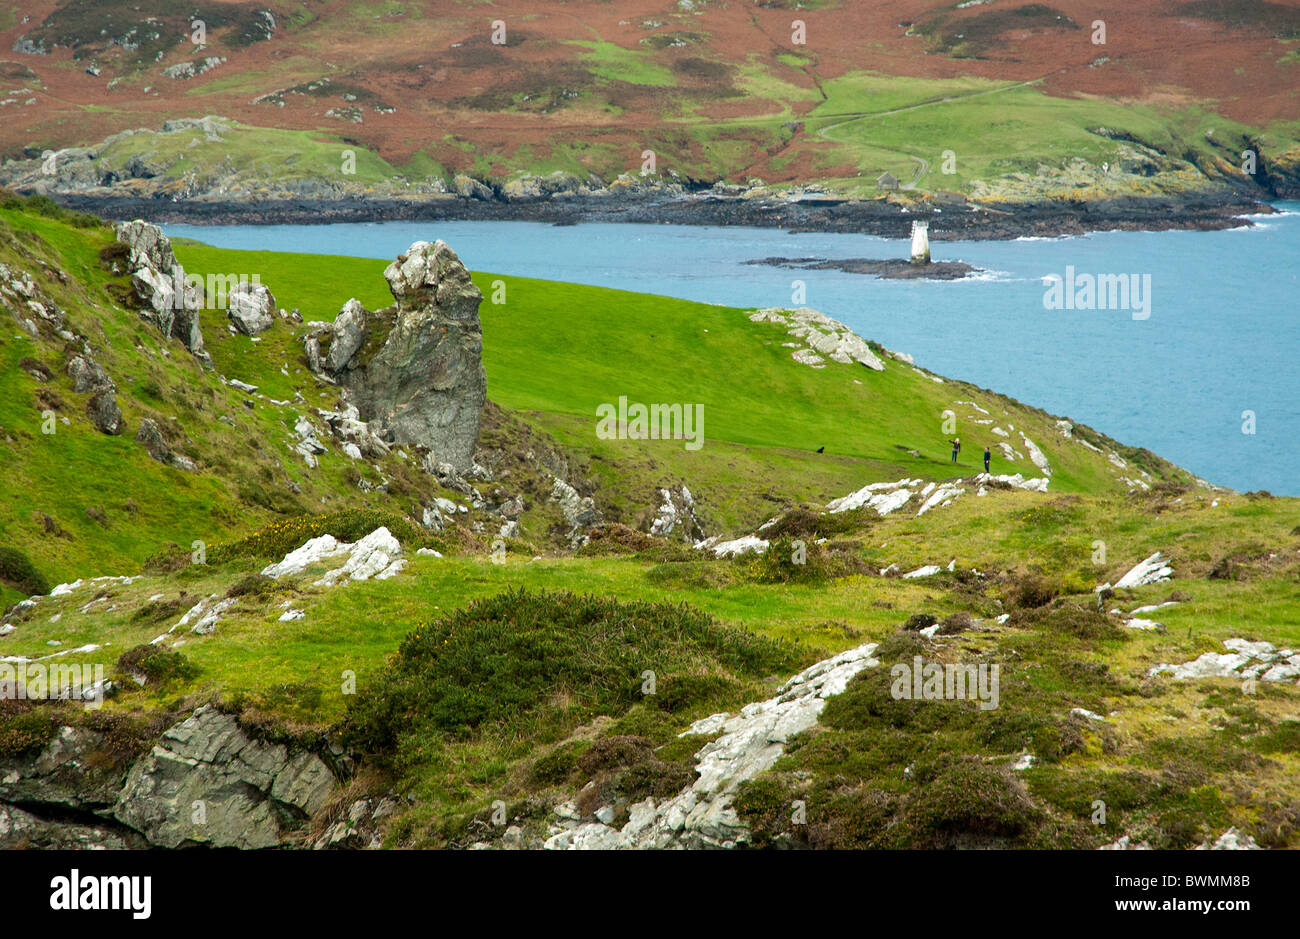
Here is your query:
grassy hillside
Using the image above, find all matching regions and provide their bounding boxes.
[170,239,1191,533]
[4,1,1300,199]
[2,193,1298,850]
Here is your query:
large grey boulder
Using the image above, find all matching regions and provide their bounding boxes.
[303,240,487,472]
[66,353,123,435]
[305,298,367,373]
[113,705,337,849]
[66,354,112,393]
[453,174,494,201]
[114,220,210,366]
[226,280,277,335]
[117,218,179,272]
[86,390,123,436]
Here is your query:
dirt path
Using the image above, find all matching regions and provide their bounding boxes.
[811,75,1056,189]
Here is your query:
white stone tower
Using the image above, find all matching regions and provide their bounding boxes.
[910,220,931,264]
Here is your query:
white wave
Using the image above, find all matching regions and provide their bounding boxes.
[953,269,1015,282]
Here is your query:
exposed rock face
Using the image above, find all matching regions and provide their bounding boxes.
[261,526,406,585]
[545,643,880,849]
[176,594,235,636]
[0,703,341,850]
[1149,638,1300,684]
[551,476,602,547]
[86,389,123,435]
[66,354,111,393]
[702,534,768,558]
[67,353,123,435]
[1113,551,1174,589]
[825,473,1048,518]
[113,706,337,849]
[114,220,210,366]
[319,403,390,459]
[226,280,277,335]
[453,174,494,201]
[649,483,704,542]
[136,417,196,471]
[0,725,126,813]
[303,241,487,471]
[748,307,886,371]
[0,804,140,849]
[314,794,399,849]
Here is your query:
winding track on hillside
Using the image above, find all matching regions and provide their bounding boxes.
[812,74,1055,189]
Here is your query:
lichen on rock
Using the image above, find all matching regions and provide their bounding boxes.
[303,241,487,472]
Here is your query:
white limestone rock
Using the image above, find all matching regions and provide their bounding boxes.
[1114,552,1174,589]
[705,535,768,558]
[747,307,885,371]
[545,642,879,850]
[226,281,277,335]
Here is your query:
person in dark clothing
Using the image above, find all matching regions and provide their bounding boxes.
[984,445,991,474]
[950,437,961,463]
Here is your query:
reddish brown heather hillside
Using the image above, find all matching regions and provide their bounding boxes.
[2,0,1298,181]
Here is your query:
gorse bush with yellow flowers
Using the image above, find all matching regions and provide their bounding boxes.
[210,509,427,563]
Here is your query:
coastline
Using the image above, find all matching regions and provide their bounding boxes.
[44,188,1273,239]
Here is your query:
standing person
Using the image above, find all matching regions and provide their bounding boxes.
[951,437,961,463]
[984,445,991,474]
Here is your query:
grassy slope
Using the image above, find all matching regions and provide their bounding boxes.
[9,64,1299,199]
[2,202,1298,848]
[173,241,1190,533]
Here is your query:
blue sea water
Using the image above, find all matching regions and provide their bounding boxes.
[166,204,1299,494]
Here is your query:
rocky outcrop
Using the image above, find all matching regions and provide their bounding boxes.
[313,794,399,850]
[501,171,608,201]
[86,389,124,435]
[136,417,196,471]
[261,526,406,585]
[1112,551,1174,589]
[0,724,128,813]
[0,706,337,850]
[113,706,336,848]
[649,483,705,542]
[453,174,495,201]
[303,241,487,472]
[826,473,1047,518]
[748,307,886,371]
[551,476,602,547]
[545,643,880,849]
[226,280,277,335]
[67,353,123,435]
[66,354,111,394]
[114,220,210,366]
[0,804,141,849]
[700,534,768,558]
[1149,638,1300,684]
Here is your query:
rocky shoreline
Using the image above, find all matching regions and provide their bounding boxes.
[748,256,979,280]
[45,188,1274,240]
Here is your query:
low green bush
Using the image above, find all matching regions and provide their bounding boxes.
[0,703,59,757]
[116,645,199,684]
[746,536,868,584]
[129,596,187,626]
[0,546,49,596]
[342,588,799,762]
